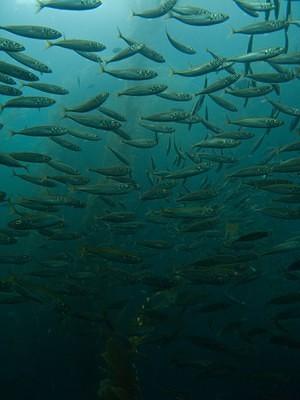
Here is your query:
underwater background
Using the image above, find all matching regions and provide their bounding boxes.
[1,0,300,399]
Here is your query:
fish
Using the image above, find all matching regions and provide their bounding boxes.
[89,166,131,177]
[193,138,241,149]
[21,82,69,95]
[37,0,102,12]
[0,255,31,264]
[11,125,68,137]
[47,160,80,175]
[0,153,28,170]
[6,52,52,73]
[269,51,300,65]
[75,51,102,63]
[104,43,144,64]
[67,128,101,141]
[75,182,136,195]
[227,116,283,128]
[101,66,158,80]
[165,29,196,55]
[157,91,193,102]
[98,107,126,122]
[225,85,274,98]
[0,60,39,81]
[132,0,177,18]
[117,28,165,63]
[81,246,143,264]
[122,137,158,149]
[196,74,241,95]
[0,37,25,52]
[10,152,52,163]
[13,172,58,187]
[0,96,55,112]
[0,84,22,97]
[64,92,109,113]
[208,94,238,112]
[50,136,81,152]
[228,47,284,63]
[141,110,190,122]
[232,20,290,35]
[64,113,121,130]
[118,84,167,97]
[46,39,105,52]
[0,25,62,40]
[169,12,229,26]
[139,122,175,134]
[0,72,16,85]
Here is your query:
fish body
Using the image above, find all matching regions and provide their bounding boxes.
[0,25,61,40]
[102,67,157,80]
[227,116,283,128]
[228,47,284,63]
[76,182,136,195]
[169,12,229,26]
[64,113,121,130]
[0,96,55,111]
[105,43,144,64]
[171,57,228,77]
[165,29,196,54]
[37,0,102,12]
[11,125,68,137]
[10,152,51,163]
[0,84,22,96]
[141,110,190,122]
[225,85,273,98]
[196,74,241,95]
[22,82,68,95]
[118,84,167,97]
[64,92,109,113]
[133,0,177,18]
[0,37,24,52]
[193,138,241,149]
[0,61,39,81]
[157,91,193,101]
[47,39,105,52]
[6,51,52,73]
[233,20,289,35]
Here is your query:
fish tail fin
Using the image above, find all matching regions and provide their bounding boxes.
[36,0,44,13]
[228,26,236,39]
[45,41,53,49]
[169,65,175,76]
[116,26,123,39]
[226,114,232,124]
[61,110,67,120]
[99,64,105,74]
[0,105,3,114]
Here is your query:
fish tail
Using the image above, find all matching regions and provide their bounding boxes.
[169,68,175,77]
[61,110,67,120]
[226,114,232,124]
[99,63,105,74]
[228,26,235,39]
[45,40,53,49]
[0,105,3,114]
[36,0,44,13]
[116,26,123,39]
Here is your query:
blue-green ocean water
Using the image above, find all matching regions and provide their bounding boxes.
[1,1,300,399]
